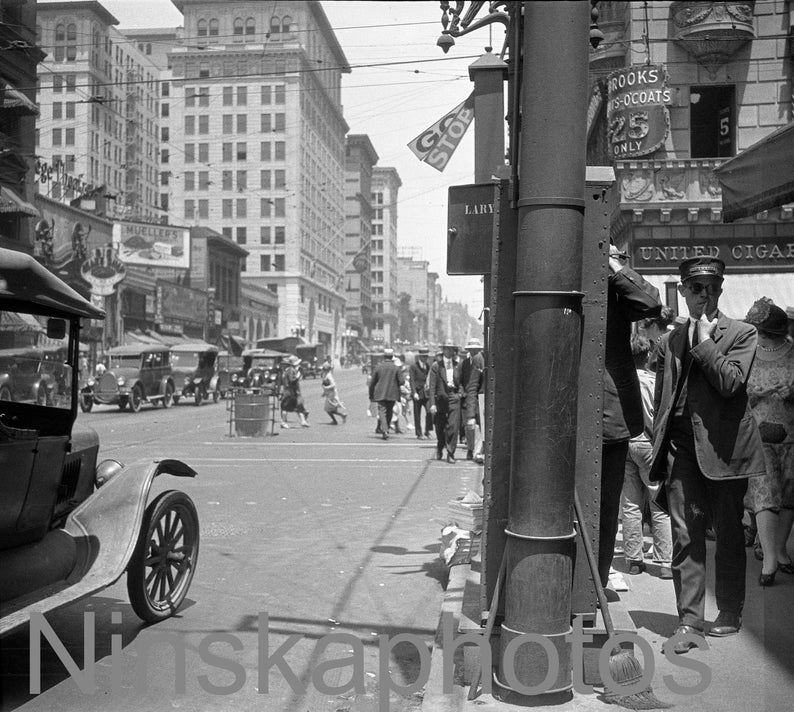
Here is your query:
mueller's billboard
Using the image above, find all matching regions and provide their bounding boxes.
[607,65,671,159]
[113,221,190,269]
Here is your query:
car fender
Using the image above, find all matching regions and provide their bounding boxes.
[209,374,220,391]
[1,459,196,637]
[159,376,174,396]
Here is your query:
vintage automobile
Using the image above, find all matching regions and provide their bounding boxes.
[82,343,176,413]
[240,348,290,392]
[216,350,245,398]
[0,248,199,637]
[170,342,220,405]
[0,346,59,406]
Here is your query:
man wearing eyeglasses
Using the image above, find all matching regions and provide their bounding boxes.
[649,256,765,654]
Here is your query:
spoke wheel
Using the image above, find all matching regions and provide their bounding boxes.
[80,393,93,412]
[163,383,174,409]
[127,490,199,624]
[129,386,143,413]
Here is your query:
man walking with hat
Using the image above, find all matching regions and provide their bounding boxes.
[410,346,433,439]
[428,339,462,463]
[460,337,485,461]
[368,348,402,440]
[650,256,765,654]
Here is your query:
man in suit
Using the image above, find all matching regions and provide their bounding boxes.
[597,244,662,589]
[368,348,402,440]
[650,256,765,654]
[410,346,433,439]
[428,340,462,463]
[460,337,485,461]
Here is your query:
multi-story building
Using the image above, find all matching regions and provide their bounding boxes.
[589,1,794,315]
[35,2,161,222]
[0,0,45,253]
[164,0,351,356]
[343,134,378,344]
[396,248,431,344]
[370,167,401,345]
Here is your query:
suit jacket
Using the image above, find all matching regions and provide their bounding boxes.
[458,353,484,422]
[368,359,402,402]
[603,267,662,443]
[427,358,461,411]
[410,358,430,398]
[649,311,766,481]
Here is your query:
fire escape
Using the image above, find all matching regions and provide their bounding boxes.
[123,67,143,219]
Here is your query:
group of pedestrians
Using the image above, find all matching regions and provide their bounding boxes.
[597,251,794,656]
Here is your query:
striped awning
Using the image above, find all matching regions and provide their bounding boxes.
[0,186,39,217]
[0,79,39,116]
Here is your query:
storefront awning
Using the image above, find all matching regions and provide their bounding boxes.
[0,79,39,116]
[0,186,39,217]
[714,122,794,223]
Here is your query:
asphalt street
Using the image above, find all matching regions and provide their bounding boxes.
[0,368,480,712]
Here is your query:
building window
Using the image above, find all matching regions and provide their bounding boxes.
[237,114,247,133]
[184,199,195,220]
[160,194,169,211]
[236,199,247,218]
[184,172,195,191]
[234,18,244,40]
[209,19,219,38]
[274,198,285,217]
[261,86,271,104]
[237,170,247,190]
[223,115,233,133]
[237,86,247,105]
[274,113,285,132]
[199,115,209,134]
[245,18,255,35]
[223,87,232,106]
[690,85,735,159]
[275,85,285,104]
[260,226,271,243]
[162,103,169,117]
[274,255,285,271]
[274,226,285,243]
[161,127,169,142]
[261,142,271,160]
[161,81,169,96]
[199,171,210,190]
[222,227,232,239]
[282,16,292,32]
[261,254,271,271]
[236,227,247,244]
[199,62,210,79]
[160,171,170,186]
[198,143,209,162]
[197,19,207,38]
[222,171,233,190]
[237,142,247,160]
[222,143,232,162]
[53,128,62,146]
[275,169,285,188]
[65,75,76,91]
[261,114,272,132]
[260,171,271,189]
[261,198,271,217]
[222,199,233,218]
[198,88,209,107]
[270,16,281,35]
[184,144,195,163]
[53,76,63,93]
[198,199,209,219]
[53,102,62,119]
[185,115,195,134]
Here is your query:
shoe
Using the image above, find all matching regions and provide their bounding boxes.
[436,450,443,460]
[446,453,456,464]
[627,560,646,575]
[759,571,776,587]
[466,450,474,460]
[280,422,289,429]
[705,527,716,540]
[777,560,794,574]
[668,625,704,655]
[301,422,310,428]
[382,433,389,440]
[708,611,741,637]
[659,565,673,579]
[417,434,425,440]
[754,542,764,561]
[743,525,757,547]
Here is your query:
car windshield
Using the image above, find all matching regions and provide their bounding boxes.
[172,352,200,368]
[0,309,75,409]
[251,357,276,369]
[109,354,142,369]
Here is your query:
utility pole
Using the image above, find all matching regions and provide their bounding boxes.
[496,1,590,696]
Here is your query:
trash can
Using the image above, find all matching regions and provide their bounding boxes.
[234,392,271,436]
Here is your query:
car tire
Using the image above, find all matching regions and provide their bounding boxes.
[0,385,12,402]
[80,394,93,412]
[194,386,203,406]
[173,395,180,405]
[126,490,199,624]
[129,386,143,413]
[163,383,174,409]
[118,399,127,411]
[212,389,219,403]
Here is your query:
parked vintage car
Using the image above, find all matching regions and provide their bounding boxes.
[81,344,176,412]
[0,248,199,637]
[0,346,59,406]
[170,342,220,405]
[240,348,290,392]
[216,350,245,398]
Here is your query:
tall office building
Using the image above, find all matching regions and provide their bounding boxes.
[35,2,161,221]
[164,1,351,354]
[370,166,401,346]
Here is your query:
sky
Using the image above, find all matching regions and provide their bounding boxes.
[78,0,502,318]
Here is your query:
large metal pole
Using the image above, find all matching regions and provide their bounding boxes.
[496,1,590,696]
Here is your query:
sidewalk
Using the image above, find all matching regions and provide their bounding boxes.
[422,468,794,712]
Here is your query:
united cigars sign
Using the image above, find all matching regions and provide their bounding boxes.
[607,65,671,158]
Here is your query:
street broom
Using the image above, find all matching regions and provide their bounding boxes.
[574,490,671,710]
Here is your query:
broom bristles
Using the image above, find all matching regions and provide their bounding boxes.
[605,649,673,710]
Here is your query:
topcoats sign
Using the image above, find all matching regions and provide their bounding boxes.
[607,65,671,158]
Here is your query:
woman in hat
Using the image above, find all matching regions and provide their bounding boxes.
[280,354,310,428]
[743,297,794,585]
[321,362,347,425]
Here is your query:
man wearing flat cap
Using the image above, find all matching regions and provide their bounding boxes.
[650,256,765,654]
